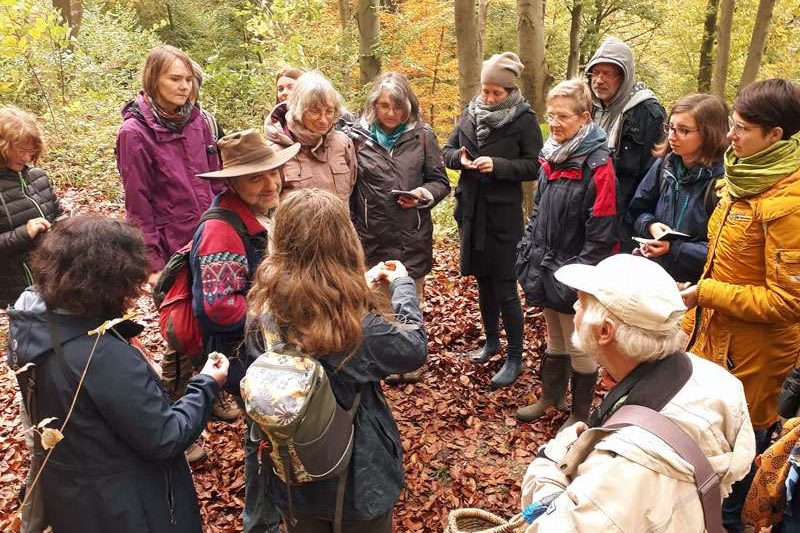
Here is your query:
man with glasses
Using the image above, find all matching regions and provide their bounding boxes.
[585,37,666,252]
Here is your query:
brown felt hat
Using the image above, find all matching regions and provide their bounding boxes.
[197,129,300,179]
[481,52,524,88]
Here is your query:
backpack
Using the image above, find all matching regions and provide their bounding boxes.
[153,207,248,369]
[240,319,361,530]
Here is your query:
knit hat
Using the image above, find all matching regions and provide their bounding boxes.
[481,52,524,88]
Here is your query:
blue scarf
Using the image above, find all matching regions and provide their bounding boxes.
[369,122,409,151]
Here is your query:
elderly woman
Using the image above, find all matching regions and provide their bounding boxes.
[681,78,800,532]
[443,52,542,389]
[627,93,729,284]
[6,216,229,533]
[117,45,222,285]
[0,105,60,308]
[264,71,356,200]
[515,78,618,427]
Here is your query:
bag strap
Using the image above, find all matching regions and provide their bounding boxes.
[603,404,723,533]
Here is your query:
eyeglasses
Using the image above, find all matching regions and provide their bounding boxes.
[728,116,759,137]
[375,103,405,115]
[662,123,699,138]
[304,107,336,120]
[544,112,579,124]
[587,70,620,82]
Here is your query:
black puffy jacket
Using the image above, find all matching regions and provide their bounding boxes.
[516,127,619,313]
[0,166,60,306]
[347,122,450,279]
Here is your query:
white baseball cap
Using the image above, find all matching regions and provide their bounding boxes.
[554,254,687,331]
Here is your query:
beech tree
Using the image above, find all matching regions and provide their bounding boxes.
[357,0,381,85]
[697,0,719,92]
[711,0,734,99]
[739,0,777,90]
[454,0,483,107]
[516,0,550,116]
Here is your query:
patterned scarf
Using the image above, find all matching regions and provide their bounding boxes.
[468,89,525,146]
[724,132,800,198]
[540,122,594,165]
[143,92,193,133]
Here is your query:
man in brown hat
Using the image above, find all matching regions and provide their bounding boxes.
[194,129,299,533]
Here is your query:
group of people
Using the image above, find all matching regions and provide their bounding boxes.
[1,32,800,533]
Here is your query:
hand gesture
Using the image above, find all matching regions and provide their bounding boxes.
[641,240,671,258]
[201,351,230,387]
[397,188,424,209]
[678,283,698,309]
[472,156,494,174]
[647,221,671,239]
[26,217,51,239]
[460,147,476,170]
[365,260,409,286]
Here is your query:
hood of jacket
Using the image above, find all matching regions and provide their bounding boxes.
[663,152,725,186]
[586,37,637,110]
[120,92,201,137]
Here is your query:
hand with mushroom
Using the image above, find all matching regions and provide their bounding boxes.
[201,351,230,387]
[365,260,409,287]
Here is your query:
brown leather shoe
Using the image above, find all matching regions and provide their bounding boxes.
[212,392,242,421]
[184,440,208,463]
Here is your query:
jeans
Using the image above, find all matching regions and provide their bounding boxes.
[723,424,779,533]
[243,418,282,533]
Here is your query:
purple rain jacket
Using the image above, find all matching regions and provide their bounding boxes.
[116,92,223,272]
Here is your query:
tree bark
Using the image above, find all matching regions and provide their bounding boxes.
[516,0,549,116]
[739,0,777,90]
[711,0,734,99]
[52,0,82,36]
[357,0,381,85]
[454,0,482,108]
[566,0,583,78]
[339,0,353,92]
[697,0,719,92]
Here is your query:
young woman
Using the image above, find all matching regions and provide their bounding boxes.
[347,72,450,383]
[7,216,228,533]
[627,93,729,284]
[0,105,60,308]
[245,189,427,533]
[442,52,543,388]
[515,78,617,428]
[116,44,223,285]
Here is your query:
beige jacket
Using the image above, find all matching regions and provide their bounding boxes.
[521,354,755,532]
[265,119,356,201]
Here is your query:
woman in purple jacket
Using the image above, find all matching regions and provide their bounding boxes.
[116,45,222,285]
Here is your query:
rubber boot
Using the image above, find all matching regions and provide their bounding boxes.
[466,336,501,364]
[515,353,571,422]
[559,370,598,431]
[490,349,522,388]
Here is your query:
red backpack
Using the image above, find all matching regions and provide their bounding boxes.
[153,207,248,368]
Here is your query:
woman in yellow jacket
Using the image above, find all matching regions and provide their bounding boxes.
[681,78,800,532]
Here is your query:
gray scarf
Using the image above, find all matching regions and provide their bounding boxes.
[540,123,594,165]
[468,89,525,146]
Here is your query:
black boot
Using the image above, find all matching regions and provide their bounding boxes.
[559,370,598,431]
[467,336,501,364]
[490,349,522,388]
[515,353,571,422]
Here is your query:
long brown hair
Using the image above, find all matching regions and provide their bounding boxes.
[653,93,729,166]
[248,189,384,357]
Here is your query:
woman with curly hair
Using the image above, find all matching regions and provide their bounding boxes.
[244,189,426,532]
[6,216,229,533]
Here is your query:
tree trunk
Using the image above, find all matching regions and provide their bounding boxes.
[339,0,352,93]
[454,0,482,108]
[739,0,777,90]
[357,0,381,85]
[711,0,734,99]
[697,0,719,92]
[52,0,82,36]
[516,0,549,116]
[566,0,583,78]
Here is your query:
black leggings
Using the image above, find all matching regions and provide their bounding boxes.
[476,276,524,353]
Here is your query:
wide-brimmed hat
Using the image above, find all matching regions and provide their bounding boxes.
[197,129,300,179]
[554,254,687,332]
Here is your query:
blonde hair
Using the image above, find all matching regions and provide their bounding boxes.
[547,78,593,115]
[287,72,343,125]
[0,105,45,166]
[141,44,197,103]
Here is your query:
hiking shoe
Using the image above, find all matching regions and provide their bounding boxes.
[212,392,242,421]
[185,441,208,463]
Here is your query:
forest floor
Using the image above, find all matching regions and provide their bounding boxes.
[0,186,613,532]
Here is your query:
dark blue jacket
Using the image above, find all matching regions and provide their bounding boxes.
[627,154,723,283]
[6,290,218,533]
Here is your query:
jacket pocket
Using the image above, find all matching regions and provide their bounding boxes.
[775,249,800,290]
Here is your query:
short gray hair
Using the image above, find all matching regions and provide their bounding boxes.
[579,294,686,363]
[362,71,420,127]
[287,71,343,124]
[547,77,593,115]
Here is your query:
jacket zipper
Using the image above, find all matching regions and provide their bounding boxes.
[19,171,47,219]
[416,209,421,230]
[363,198,368,229]
[165,467,176,524]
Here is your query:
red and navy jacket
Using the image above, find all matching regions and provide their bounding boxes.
[190,190,267,394]
[515,126,619,313]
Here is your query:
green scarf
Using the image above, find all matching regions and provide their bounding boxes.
[370,122,409,151]
[725,132,800,198]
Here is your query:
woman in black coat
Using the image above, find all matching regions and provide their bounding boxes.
[0,105,60,308]
[442,52,542,388]
[6,216,229,533]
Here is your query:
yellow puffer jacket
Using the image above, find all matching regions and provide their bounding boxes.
[684,168,800,429]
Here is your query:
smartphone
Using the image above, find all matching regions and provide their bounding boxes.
[390,189,421,201]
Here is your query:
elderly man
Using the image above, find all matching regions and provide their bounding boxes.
[586,37,665,252]
[520,254,755,532]
[195,129,300,533]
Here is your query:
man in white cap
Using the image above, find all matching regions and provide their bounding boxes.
[519,254,754,532]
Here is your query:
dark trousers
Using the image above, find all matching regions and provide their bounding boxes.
[243,418,282,533]
[476,276,524,354]
[284,511,392,533]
